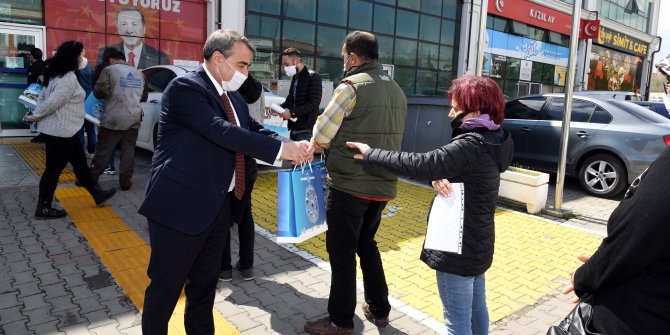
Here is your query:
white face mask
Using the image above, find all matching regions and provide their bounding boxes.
[217,57,248,92]
[79,57,88,70]
[284,65,297,77]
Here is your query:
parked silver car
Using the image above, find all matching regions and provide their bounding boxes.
[136,65,286,151]
[504,94,670,197]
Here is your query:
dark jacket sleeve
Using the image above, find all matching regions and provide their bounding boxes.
[238,73,262,104]
[363,135,486,181]
[291,71,322,117]
[573,152,670,297]
[141,73,149,102]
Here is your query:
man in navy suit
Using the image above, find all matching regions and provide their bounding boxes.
[138,29,309,334]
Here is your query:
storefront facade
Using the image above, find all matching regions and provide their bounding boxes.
[483,0,573,99]
[587,26,647,93]
[0,0,208,136]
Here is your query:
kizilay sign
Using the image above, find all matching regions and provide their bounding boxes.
[107,0,181,13]
[597,27,648,57]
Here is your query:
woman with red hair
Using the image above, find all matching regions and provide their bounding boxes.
[348,75,513,335]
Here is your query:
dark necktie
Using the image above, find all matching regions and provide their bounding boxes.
[220,93,245,200]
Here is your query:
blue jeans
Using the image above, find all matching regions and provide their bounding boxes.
[436,271,489,335]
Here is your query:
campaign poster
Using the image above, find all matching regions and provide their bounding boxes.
[44,0,206,69]
[491,55,507,78]
[554,66,567,86]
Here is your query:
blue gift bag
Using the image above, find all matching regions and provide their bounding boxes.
[84,93,105,125]
[276,161,328,243]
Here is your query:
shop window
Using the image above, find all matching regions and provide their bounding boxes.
[397,0,420,11]
[349,0,372,31]
[395,67,416,96]
[505,58,521,80]
[439,46,455,73]
[394,38,417,66]
[416,70,437,96]
[374,5,395,35]
[377,35,394,64]
[318,1,347,26]
[418,42,439,70]
[420,15,440,43]
[248,0,281,15]
[493,17,508,32]
[542,63,554,85]
[421,0,442,14]
[282,20,315,55]
[531,62,544,82]
[376,0,395,5]
[396,9,419,39]
[283,0,316,21]
[511,22,528,36]
[315,58,343,83]
[317,26,346,58]
[437,71,453,95]
[504,79,519,100]
[0,0,43,25]
[505,97,546,120]
[440,19,457,46]
[548,32,563,45]
[247,15,281,43]
[487,16,495,30]
[443,0,459,20]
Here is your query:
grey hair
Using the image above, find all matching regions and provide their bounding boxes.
[203,29,255,60]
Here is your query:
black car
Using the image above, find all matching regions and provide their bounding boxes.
[629,101,670,119]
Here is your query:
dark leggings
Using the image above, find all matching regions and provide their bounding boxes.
[39,134,98,200]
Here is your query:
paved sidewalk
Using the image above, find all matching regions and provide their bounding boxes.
[0,139,616,334]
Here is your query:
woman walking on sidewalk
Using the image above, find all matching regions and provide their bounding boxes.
[348,75,514,335]
[25,40,116,220]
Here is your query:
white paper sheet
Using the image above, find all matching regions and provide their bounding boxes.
[424,183,464,254]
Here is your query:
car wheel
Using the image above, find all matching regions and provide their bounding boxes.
[578,154,627,198]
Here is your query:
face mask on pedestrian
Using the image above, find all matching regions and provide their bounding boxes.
[78,56,88,70]
[284,63,297,77]
[216,55,248,92]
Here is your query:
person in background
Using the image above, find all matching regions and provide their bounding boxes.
[24,40,116,219]
[89,49,148,191]
[27,47,45,139]
[219,74,269,282]
[274,47,322,141]
[93,47,120,175]
[347,75,514,335]
[304,31,407,335]
[76,49,97,157]
[562,148,670,335]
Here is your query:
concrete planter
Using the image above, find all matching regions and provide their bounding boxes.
[499,168,550,214]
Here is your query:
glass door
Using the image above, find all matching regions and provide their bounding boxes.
[0,23,44,136]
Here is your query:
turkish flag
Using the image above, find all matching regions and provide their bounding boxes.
[579,19,600,39]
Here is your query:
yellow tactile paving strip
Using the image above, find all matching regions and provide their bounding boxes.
[11,143,240,335]
[9,140,76,183]
[251,173,603,323]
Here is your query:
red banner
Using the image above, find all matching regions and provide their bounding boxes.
[579,19,600,39]
[488,0,572,35]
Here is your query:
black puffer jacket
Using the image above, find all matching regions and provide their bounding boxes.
[280,66,322,131]
[363,127,513,276]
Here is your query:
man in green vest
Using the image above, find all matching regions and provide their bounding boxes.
[304,31,407,335]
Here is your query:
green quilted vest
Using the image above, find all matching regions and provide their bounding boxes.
[326,62,407,199]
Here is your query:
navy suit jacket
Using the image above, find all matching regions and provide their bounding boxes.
[138,65,282,235]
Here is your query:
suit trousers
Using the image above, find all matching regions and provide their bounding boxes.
[142,195,232,335]
[326,188,391,328]
[90,126,138,187]
[222,164,258,271]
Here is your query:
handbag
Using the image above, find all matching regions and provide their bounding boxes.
[276,161,328,243]
[546,297,601,335]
